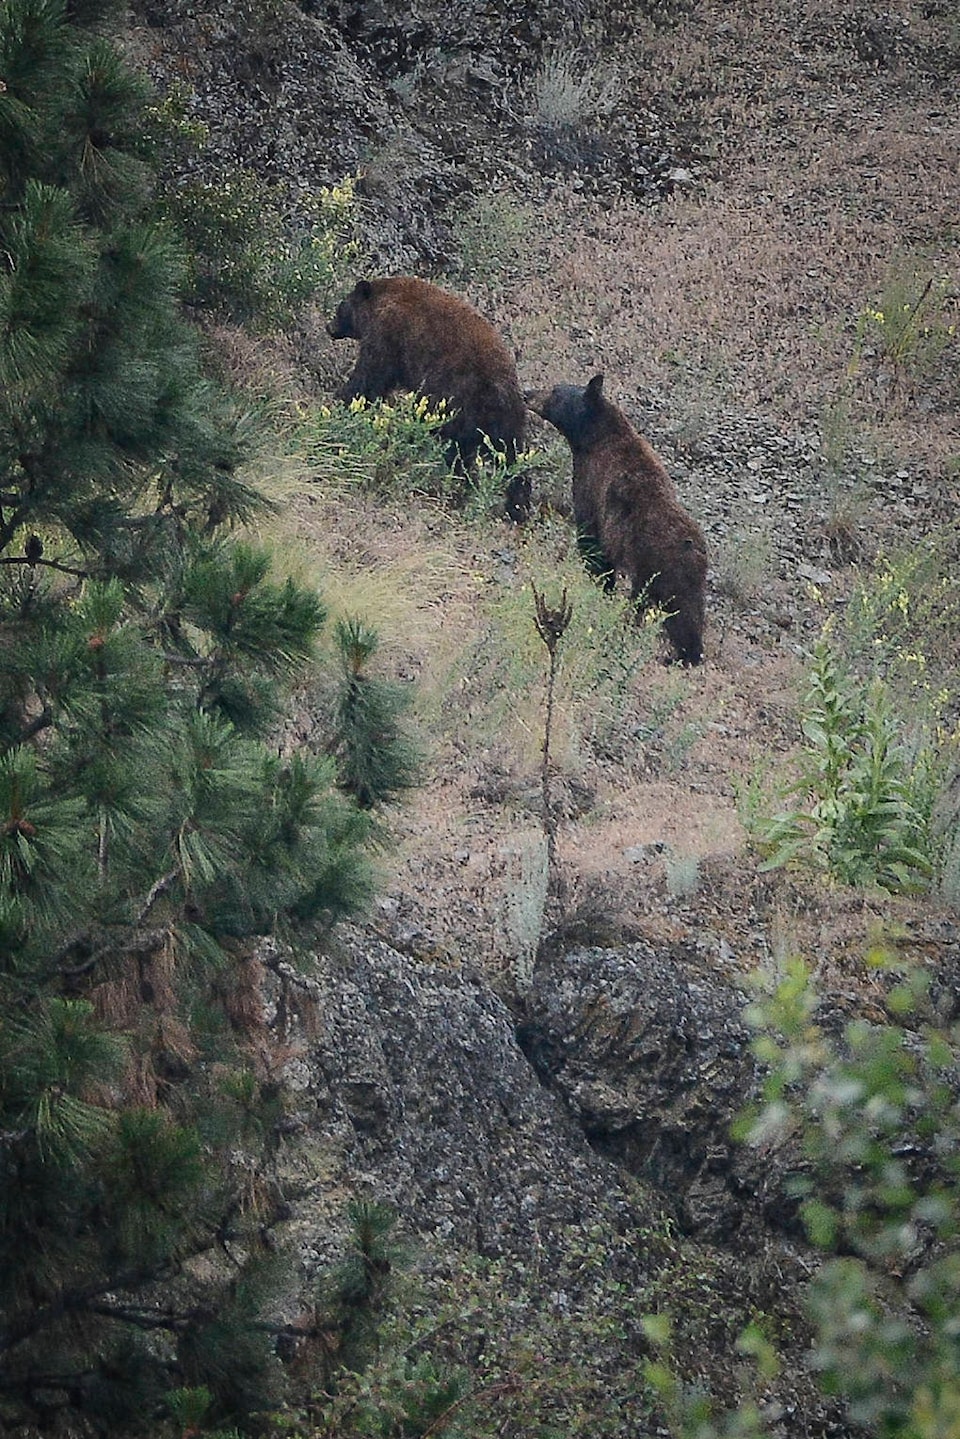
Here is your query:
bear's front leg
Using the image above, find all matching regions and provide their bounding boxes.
[337,354,398,404]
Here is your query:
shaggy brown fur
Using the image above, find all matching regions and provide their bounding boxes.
[527,374,708,663]
[327,276,530,519]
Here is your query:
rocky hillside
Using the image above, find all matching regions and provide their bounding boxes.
[128,0,693,265]
[124,0,960,1432]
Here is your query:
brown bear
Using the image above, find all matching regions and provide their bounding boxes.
[526,374,708,664]
[327,276,530,520]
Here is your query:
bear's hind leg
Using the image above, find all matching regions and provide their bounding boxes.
[577,528,616,592]
[505,469,531,523]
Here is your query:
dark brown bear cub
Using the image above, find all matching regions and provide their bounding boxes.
[527,374,708,664]
[327,276,530,520]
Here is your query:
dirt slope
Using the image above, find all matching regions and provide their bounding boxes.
[114,2,960,1429]
[134,0,959,976]
[281,1,959,989]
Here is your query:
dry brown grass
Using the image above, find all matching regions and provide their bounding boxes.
[505,176,957,470]
[489,0,960,478]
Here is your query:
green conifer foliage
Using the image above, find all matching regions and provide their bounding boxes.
[332,618,422,810]
[0,0,383,1430]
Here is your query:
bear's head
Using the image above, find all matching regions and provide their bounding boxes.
[327,279,374,340]
[525,373,606,443]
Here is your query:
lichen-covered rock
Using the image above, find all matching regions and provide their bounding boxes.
[520,940,780,1239]
[263,928,663,1268]
[126,0,680,269]
[258,926,836,1436]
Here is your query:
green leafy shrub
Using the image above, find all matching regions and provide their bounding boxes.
[309,394,540,519]
[739,954,960,1439]
[311,393,452,498]
[165,172,362,328]
[143,81,362,330]
[851,268,958,388]
[747,637,944,893]
[842,535,960,702]
[643,950,960,1439]
[449,191,536,285]
[142,82,211,160]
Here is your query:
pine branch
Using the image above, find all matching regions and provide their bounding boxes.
[0,556,89,578]
[56,924,173,978]
[0,1370,98,1403]
[85,1303,187,1332]
[18,706,53,743]
[0,506,30,553]
[84,1302,322,1343]
[0,440,41,550]
[0,1261,182,1356]
[0,1196,261,1361]
[52,869,180,977]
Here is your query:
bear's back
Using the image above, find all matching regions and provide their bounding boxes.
[576,405,677,504]
[370,279,523,443]
[370,278,516,375]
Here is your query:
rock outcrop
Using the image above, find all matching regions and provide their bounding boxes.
[258,924,837,1434]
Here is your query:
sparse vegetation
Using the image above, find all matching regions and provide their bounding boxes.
[713,526,775,605]
[663,848,700,897]
[449,191,537,286]
[284,1210,659,1439]
[527,51,622,133]
[448,521,664,769]
[748,636,945,893]
[850,266,958,398]
[842,535,960,703]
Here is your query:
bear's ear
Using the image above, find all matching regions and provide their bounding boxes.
[586,373,605,405]
[355,279,373,300]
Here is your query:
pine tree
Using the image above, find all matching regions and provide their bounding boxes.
[332,619,422,810]
[0,0,384,1430]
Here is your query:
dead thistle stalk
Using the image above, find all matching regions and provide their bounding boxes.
[532,583,573,920]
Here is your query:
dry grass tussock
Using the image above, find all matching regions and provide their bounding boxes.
[270,484,489,672]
